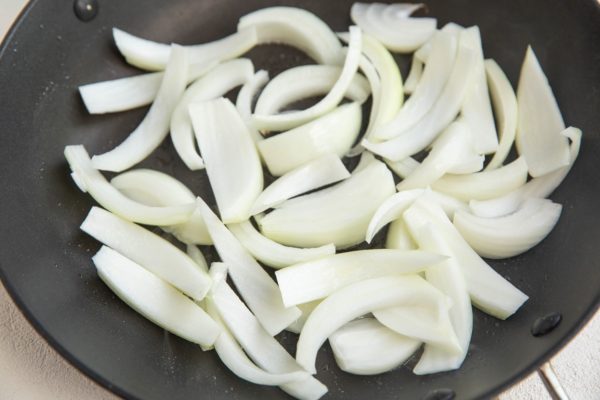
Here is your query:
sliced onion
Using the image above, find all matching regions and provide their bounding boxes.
[236,70,269,143]
[385,157,420,179]
[403,56,423,95]
[189,98,263,223]
[483,59,518,170]
[329,318,421,375]
[238,7,342,65]
[454,198,562,259]
[91,45,188,172]
[516,46,570,177]
[81,207,212,301]
[460,27,498,155]
[228,220,335,269]
[197,198,300,336]
[93,246,219,346]
[275,249,446,307]
[65,146,195,226]
[252,26,362,132]
[296,275,449,374]
[113,27,258,71]
[171,59,255,170]
[286,300,321,334]
[257,102,362,176]
[386,219,417,250]
[366,189,424,243]
[350,3,436,53]
[186,244,209,273]
[431,156,528,201]
[258,159,395,248]
[251,154,350,214]
[207,263,327,399]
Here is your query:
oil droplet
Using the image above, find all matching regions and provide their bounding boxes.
[74,0,99,22]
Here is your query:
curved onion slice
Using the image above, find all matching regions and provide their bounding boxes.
[93,246,219,346]
[257,102,362,176]
[403,56,423,95]
[65,145,194,226]
[350,3,436,53]
[404,199,528,319]
[471,127,582,218]
[373,31,458,140]
[81,207,212,301]
[276,249,446,307]
[255,65,369,118]
[113,27,258,71]
[296,275,449,374]
[236,70,269,143]
[431,157,528,201]
[329,318,421,375]
[286,300,321,334]
[238,7,342,65]
[251,154,350,214]
[460,26,498,155]
[207,264,327,400]
[197,198,300,336]
[252,26,362,132]
[190,98,263,223]
[186,244,209,273]
[259,159,395,248]
[363,37,475,161]
[386,219,417,250]
[171,58,255,170]
[110,169,212,245]
[366,189,424,243]
[484,59,518,170]
[403,222,472,374]
[516,47,570,177]
[454,198,562,259]
[385,157,420,179]
[228,220,335,269]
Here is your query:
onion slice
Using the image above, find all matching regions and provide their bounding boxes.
[228,220,335,269]
[236,70,269,143]
[385,157,420,179]
[286,300,321,334]
[365,189,424,243]
[403,56,423,95]
[113,27,258,71]
[186,244,209,273]
[91,45,188,172]
[275,249,446,307]
[189,98,263,223]
[516,46,570,177]
[81,207,212,301]
[92,246,219,346]
[386,219,417,250]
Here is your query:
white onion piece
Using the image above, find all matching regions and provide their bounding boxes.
[186,244,209,273]
[483,59,518,170]
[471,127,582,218]
[422,189,470,218]
[257,102,362,176]
[460,27,498,155]
[251,154,350,214]
[352,150,377,174]
[350,3,436,53]
[228,220,335,269]
[93,246,219,346]
[366,189,424,243]
[252,26,362,132]
[396,121,483,191]
[403,221,472,374]
[91,45,188,172]
[454,198,562,259]
[207,264,327,400]
[363,38,475,161]
[259,159,395,248]
[404,199,528,319]
[412,22,464,63]
[238,7,342,65]
[276,249,446,307]
[296,275,449,373]
[373,31,457,140]
[236,70,269,143]
[197,198,300,336]
[65,146,195,226]
[190,98,263,223]
[286,300,321,334]
[516,46,570,177]
[329,318,421,375]
[386,219,417,250]
[171,59,255,170]
[403,56,423,95]
[81,207,212,301]
[110,169,212,245]
[113,27,258,71]
[431,157,528,201]
[385,157,420,179]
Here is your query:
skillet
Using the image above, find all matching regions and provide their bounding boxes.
[0,0,599,399]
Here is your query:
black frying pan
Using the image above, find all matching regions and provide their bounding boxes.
[1,1,599,399]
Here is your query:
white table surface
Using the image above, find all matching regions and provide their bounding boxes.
[1,1,598,399]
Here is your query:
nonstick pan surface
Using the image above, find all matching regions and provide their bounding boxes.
[0,1,599,399]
